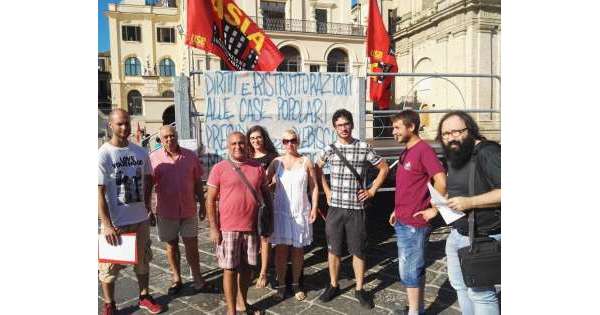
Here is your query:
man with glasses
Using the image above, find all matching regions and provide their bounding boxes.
[388,110,446,315]
[315,109,389,309]
[437,111,501,315]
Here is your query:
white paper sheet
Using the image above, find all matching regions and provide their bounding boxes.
[98,233,137,264]
[427,183,465,224]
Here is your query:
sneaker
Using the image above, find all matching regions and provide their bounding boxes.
[355,289,374,309]
[102,302,116,315]
[318,284,340,302]
[138,295,164,314]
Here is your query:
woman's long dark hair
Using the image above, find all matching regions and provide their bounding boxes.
[246,125,278,157]
[436,110,487,142]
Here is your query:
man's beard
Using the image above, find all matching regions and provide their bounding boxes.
[443,135,475,169]
[396,133,410,144]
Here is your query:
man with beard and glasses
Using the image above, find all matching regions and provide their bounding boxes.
[437,111,501,315]
[389,110,446,315]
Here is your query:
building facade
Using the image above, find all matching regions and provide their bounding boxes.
[106,0,367,136]
[105,0,500,141]
[352,0,500,140]
[106,0,182,135]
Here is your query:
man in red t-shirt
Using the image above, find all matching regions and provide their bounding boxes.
[206,132,266,315]
[388,110,447,315]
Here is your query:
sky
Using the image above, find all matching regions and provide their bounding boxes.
[98,0,358,52]
[98,0,119,52]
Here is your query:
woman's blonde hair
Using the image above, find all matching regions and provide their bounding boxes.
[282,129,299,143]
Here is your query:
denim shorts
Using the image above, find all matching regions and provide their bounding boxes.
[394,221,431,288]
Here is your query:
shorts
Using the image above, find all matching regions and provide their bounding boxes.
[394,221,430,287]
[157,215,199,242]
[98,220,153,283]
[216,231,258,270]
[325,207,367,260]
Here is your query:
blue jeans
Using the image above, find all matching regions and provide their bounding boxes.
[394,222,431,288]
[446,229,500,315]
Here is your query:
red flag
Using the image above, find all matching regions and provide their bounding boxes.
[185,0,284,71]
[367,0,398,110]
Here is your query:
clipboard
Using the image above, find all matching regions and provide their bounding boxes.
[98,232,138,265]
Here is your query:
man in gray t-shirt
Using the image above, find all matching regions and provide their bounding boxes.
[98,109,163,315]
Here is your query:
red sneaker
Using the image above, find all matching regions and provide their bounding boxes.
[102,302,116,315]
[138,295,163,314]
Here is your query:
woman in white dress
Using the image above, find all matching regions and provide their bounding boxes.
[266,129,319,301]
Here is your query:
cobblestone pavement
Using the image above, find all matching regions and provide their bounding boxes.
[98,192,463,315]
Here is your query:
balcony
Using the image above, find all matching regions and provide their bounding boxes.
[145,0,176,7]
[256,17,365,37]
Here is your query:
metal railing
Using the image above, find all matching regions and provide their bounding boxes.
[256,17,365,37]
[144,0,176,7]
[365,72,501,140]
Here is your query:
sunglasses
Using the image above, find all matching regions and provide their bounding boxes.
[282,138,298,145]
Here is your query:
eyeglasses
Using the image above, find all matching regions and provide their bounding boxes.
[282,138,298,145]
[441,128,468,139]
[334,122,352,129]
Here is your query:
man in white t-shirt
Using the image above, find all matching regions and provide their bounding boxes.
[98,109,163,315]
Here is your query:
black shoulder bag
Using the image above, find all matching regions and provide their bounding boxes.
[329,144,372,209]
[457,155,501,288]
[227,160,273,236]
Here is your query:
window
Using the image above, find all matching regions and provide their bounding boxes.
[145,0,176,7]
[388,9,397,35]
[310,64,320,72]
[315,9,327,33]
[157,27,175,43]
[124,57,141,76]
[98,59,106,72]
[122,26,141,42]
[261,1,285,31]
[127,90,143,116]
[162,90,174,97]
[277,46,301,72]
[98,103,112,115]
[327,48,348,73]
[159,58,175,76]
[220,59,229,70]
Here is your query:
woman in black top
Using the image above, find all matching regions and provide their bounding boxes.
[246,125,279,288]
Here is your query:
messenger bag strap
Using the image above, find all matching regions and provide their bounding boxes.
[467,155,477,251]
[329,144,365,190]
[227,159,264,206]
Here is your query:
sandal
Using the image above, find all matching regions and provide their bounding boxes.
[255,273,268,288]
[292,283,305,301]
[272,285,286,301]
[167,281,183,295]
[237,303,263,315]
[193,280,218,294]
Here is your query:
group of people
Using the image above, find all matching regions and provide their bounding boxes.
[98,107,500,315]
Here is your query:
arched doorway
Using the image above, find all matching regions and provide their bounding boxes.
[127,90,143,116]
[162,105,175,125]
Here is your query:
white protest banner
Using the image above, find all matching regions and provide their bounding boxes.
[201,71,360,170]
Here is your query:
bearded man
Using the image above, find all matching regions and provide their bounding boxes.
[437,110,501,315]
